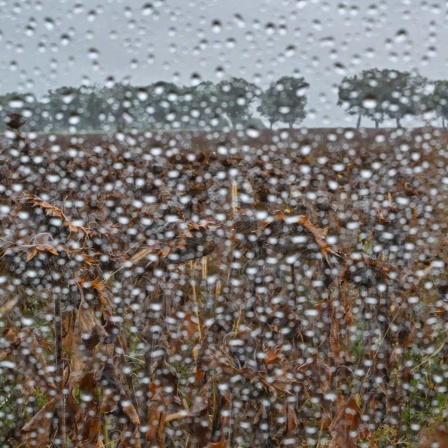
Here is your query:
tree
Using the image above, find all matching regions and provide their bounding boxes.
[337,75,367,128]
[258,76,309,129]
[0,92,37,132]
[216,77,258,128]
[338,69,426,128]
[421,80,448,128]
[379,70,426,127]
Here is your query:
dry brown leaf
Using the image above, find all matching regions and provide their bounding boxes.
[165,410,190,422]
[26,247,37,261]
[21,399,56,446]
[264,347,282,366]
[145,382,168,445]
[118,424,142,448]
[329,396,370,448]
[418,427,448,448]
[76,370,101,444]
[36,243,59,255]
[69,300,99,382]
[123,398,141,425]
[205,441,230,448]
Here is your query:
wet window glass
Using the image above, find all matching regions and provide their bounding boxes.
[0,1,447,447]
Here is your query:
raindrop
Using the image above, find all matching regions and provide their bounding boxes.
[334,63,346,75]
[301,145,311,155]
[190,73,201,86]
[394,29,408,43]
[233,14,245,28]
[211,20,222,33]
[44,17,55,30]
[215,66,225,78]
[105,76,115,88]
[60,34,71,45]
[360,169,372,179]
[68,114,81,125]
[73,2,84,14]
[226,38,236,48]
[265,22,276,35]
[62,92,74,104]
[47,174,61,183]
[88,48,99,60]
[285,45,296,57]
[328,180,338,190]
[87,10,97,22]
[137,90,148,101]
[427,45,437,57]
[8,98,25,108]
[142,3,153,15]
[362,98,377,109]
[319,36,334,47]
[332,163,346,172]
[246,128,260,138]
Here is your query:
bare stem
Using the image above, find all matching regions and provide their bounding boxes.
[54,292,67,448]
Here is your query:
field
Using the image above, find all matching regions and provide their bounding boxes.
[0,127,448,447]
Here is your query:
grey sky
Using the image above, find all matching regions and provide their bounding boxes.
[0,0,446,126]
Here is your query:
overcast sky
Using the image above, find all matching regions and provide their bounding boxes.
[0,0,446,127]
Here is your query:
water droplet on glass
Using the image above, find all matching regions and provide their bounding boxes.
[265,22,275,35]
[285,45,296,57]
[8,98,24,108]
[246,128,260,138]
[88,48,99,60]
[394,29,408,43]
[142,3,153,15]
[233,14,245,28]
[226,38,236,48]
[212,20,222,33]
[44,17,55,30]
[62,92,74,104]
[87,10,97,22]
[362,98,377,109]
[334,63,346,75]
[73,2,84,14]
[215,66,225,78]
[360,169,373,179]
[105,76,115,88]
[60,34,71,45]
[69,114,81,125]
[190,73,201,86]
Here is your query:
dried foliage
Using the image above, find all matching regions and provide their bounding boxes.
[0,128,447,447]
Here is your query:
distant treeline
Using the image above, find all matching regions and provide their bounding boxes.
[1,69,448,132]
[0,77,308,133]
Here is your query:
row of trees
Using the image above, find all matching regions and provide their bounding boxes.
[0,76,309,132]
[3,69,448,131]
[338,68,448,128]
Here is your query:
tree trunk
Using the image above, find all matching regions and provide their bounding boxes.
[356,113,362,128]
[269,120,273,130]
[442,116,445,129]
[396,118,401,127]
[375,120,379,128]
[288,122,293,129]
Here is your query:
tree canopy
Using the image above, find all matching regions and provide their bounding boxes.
[337,69,427,127]
[216,77,259,128]
[258,76,309,129]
